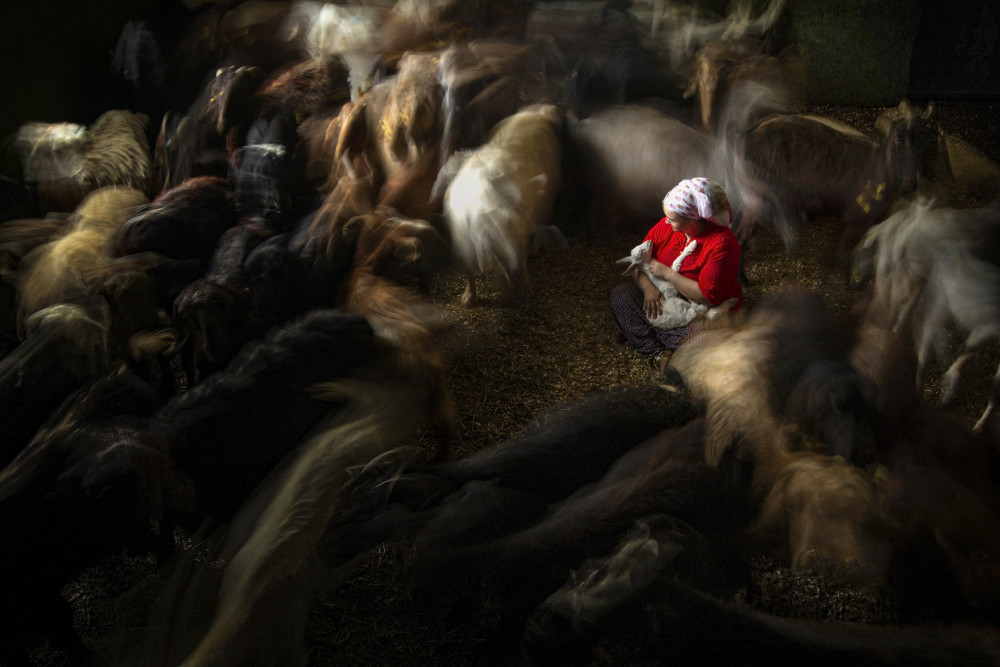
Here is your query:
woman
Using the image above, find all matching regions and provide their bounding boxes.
[610,177,742,371]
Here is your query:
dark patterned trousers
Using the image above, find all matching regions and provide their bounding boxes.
[609,281,703,358]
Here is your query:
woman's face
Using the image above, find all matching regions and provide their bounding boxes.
[663,206,700,235]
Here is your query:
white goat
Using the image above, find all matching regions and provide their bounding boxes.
[617,239,736,330]
[916,242,1000,432]
[848,197,997,333]
[433,103,566,308]
[850,197,1000,431]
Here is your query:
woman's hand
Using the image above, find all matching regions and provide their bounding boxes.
[642,282,662,319]
[646,258,668,280]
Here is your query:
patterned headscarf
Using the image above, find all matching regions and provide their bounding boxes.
[662,177,732,228]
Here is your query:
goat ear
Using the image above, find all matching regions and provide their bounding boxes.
[618,258,640,276]
[335,102,367,161]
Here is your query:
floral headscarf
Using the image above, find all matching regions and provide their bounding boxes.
[662,177,732,228]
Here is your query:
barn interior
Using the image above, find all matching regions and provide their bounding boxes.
[1,1,1000,666]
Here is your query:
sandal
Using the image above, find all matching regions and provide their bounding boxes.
[648,350,674,375]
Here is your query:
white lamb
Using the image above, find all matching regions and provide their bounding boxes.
[617,239,736,329]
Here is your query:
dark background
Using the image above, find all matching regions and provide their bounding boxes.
[0,0,998,176]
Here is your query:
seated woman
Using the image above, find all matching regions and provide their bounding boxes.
[610,177,742,371]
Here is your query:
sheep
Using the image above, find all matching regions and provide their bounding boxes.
[617,239,738,330]
[432,102,567,307]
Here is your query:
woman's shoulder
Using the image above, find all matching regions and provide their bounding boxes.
[703,224,739,246]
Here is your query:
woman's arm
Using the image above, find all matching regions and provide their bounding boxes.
[633,271,666,319]
[646,259,711,306]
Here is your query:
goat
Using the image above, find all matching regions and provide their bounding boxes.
[345,206,451,292]
[436,39,534,160]
[325,384,698,568]
[397,417,747,655]
[358,51,445,187]
[667,286,880,469]
[0,368,181,666]
[16,186,150,334]
[915,237,1000,432]
[231,111,302,230]
[155,307,376,528]
[131,287,456,665]
[848,197,1000,332]
[565,103,728,234]
[617,239,738,329]
[284,1,388,101]
[874,101,999,207]
[114,176,239,282]
[529,515,1000,666]
[848,197,1000,430]
[682,37,803,135]
[0,303,111,468]
[433,103,566,307]
[524,0,682,118]
[731,100,941,256]
[15,110,155,214]
[154,66,264,192]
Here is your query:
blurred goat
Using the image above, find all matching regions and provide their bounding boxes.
[433,103,566,307]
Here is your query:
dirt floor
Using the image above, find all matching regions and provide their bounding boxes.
[27,101,1000,665]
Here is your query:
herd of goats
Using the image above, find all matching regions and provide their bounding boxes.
[2,0,1000,664]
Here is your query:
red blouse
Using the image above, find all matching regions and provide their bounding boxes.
[643,217,743,309]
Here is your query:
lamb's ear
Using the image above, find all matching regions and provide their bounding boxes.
[617,257,640,275]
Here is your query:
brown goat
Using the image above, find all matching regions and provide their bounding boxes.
[340,269,457,459]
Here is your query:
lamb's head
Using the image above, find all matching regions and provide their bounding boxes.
[616,240,653,276]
